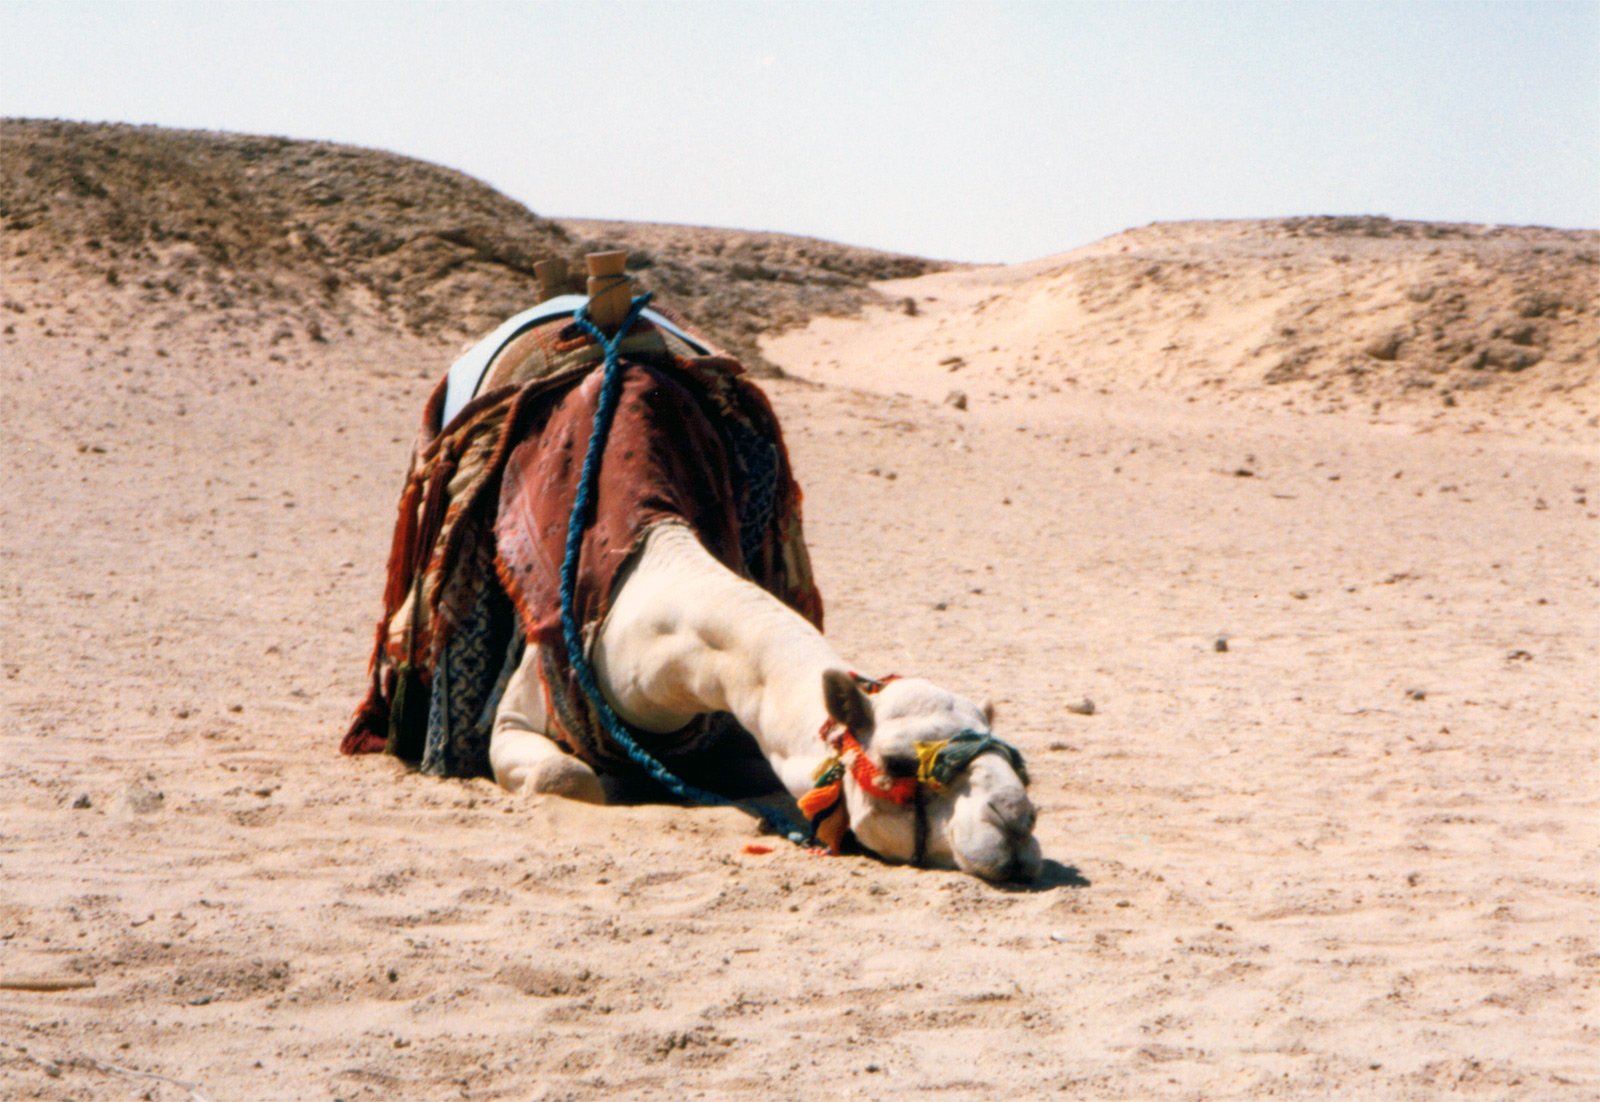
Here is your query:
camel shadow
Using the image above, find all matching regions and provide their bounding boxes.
[1005,859,1090,893]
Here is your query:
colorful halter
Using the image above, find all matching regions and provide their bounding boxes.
[795,675,1030,865]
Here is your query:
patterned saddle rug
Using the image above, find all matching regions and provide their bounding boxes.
[343,302,823,784]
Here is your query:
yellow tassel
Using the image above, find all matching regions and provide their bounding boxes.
[915,740,950,792]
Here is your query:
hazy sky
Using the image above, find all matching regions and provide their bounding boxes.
[3,1,1596,262]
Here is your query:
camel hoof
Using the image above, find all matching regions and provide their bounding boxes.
[523,756,606,805]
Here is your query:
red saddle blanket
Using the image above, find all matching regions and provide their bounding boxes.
[343,311,822,781]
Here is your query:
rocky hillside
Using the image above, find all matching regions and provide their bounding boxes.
[0,119,950,371]
[1,119,569,344]
[1060,217,1599,405]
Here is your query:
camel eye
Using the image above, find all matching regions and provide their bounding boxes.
[881,753,918,779]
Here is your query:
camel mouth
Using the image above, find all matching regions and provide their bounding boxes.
[953,814,1043,884]
[957,838,1034,881]
[971,848,1043,885]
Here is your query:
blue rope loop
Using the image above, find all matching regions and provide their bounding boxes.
[560,295,812,845]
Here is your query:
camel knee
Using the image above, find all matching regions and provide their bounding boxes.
[525,753,606,804]
[489,647,606,803]
[490,727,606,804]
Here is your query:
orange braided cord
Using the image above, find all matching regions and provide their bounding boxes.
[839,732,917,806]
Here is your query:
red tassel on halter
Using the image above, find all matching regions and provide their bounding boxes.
[800,674,912,853]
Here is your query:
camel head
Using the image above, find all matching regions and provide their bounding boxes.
[813,671,1042,883]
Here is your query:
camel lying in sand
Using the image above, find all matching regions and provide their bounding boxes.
[349,263,1040,883]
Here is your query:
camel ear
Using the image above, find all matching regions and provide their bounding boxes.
[982,699,997,726]
[822,670,875,741]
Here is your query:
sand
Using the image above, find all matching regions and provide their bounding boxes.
[3,187,1599,1098]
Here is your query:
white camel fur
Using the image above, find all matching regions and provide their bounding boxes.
[489,521,1042,883]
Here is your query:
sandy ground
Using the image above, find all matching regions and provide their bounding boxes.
[3,240,1598,1101]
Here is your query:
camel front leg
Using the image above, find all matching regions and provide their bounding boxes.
[489,646,606,804]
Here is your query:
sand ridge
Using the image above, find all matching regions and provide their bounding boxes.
[766,216,1597,440]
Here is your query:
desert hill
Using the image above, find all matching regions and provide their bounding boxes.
[767,215,1598,431]
[5,119,1592,417]
[2,118,569,343]
[1,119,949,371]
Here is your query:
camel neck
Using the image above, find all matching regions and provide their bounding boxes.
[592,523,846,798]
[721,609,845,797]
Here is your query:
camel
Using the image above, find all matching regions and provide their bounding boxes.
[350,253,1040,883]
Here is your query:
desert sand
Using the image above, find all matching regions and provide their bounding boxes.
[2,123,1598,1100]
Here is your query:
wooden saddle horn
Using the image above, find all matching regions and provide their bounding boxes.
[583,250,632,334]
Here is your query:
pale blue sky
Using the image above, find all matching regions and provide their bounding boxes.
[3,1,1596,262]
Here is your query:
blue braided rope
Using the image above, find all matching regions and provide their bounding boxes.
[561,295,812,845]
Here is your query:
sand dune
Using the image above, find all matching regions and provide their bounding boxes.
[768,216,1597,436]
[2,123,1597,1100]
